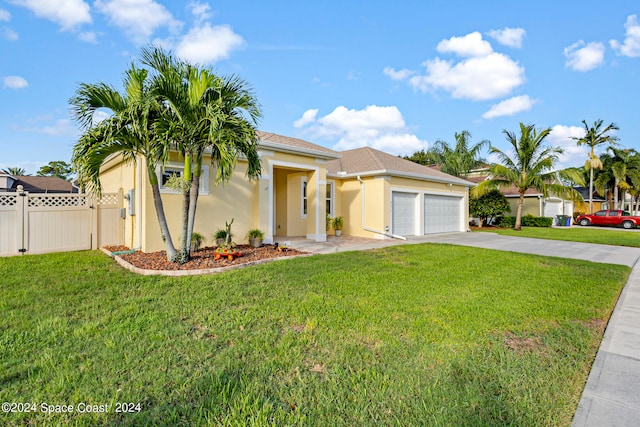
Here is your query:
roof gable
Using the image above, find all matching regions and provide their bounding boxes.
[327,146,473,186]
[257,131,340,159]
[6,176,77,193]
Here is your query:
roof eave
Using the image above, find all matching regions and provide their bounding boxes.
[328,169,475,187]
[258,140,341,160]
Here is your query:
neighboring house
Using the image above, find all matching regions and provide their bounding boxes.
[500,186,573,224]
[468,170,575,224]
[573,186,607,213]
[0,174,78,193]
[97,131,472,253]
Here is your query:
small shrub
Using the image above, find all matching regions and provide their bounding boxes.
[332,216,344,230]
[190,232,204,252]
[470,190,511,226]
[191,232,204,244]
[500,216,516,228]
[213,229,230,239]
[500,215,553,228]
[246,229,264,240]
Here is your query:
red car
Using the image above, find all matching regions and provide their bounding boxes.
[575,210,640,229]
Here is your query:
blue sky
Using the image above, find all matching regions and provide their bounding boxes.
[1,0,639,175]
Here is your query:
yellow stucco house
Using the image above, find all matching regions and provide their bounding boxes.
[98,131,472,252]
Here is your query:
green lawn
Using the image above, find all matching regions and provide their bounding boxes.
[0,245,629,426]
[476,226,640,247]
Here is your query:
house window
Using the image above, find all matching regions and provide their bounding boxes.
[301,177,307,218]
[157,164,209,195]
[326,181,334,217]
[161,168,182,187]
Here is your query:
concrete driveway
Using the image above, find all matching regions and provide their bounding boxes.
[286,232,640,426]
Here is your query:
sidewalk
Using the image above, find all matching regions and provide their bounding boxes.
[285,232,640,426]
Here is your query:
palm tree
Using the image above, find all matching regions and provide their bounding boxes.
[431,130,489,177]
[70,64,179,261]
[140,46,262,264]
[595,147,640,210]
[573,119,619,213]
[476,123,583,231]
[1,167,28,176]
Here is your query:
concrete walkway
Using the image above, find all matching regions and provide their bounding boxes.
[283,232,640,426]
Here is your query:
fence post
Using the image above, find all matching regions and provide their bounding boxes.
[91,193,98,250]
[16,185,27,255]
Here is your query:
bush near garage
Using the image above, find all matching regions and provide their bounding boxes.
[470,190,511,226]
[500,214,553,228]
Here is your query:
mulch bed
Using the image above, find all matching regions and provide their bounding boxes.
[103,245,308,271]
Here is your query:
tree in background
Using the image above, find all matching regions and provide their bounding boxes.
[431,130,489,177]
[403,130,489,177]
[595,147,640,210]
[573,119,619,213]
[402,149,441,166]
[1,167,28,176]
[37,161,73,180]
[475,123,583,231]
[469,189,510,227]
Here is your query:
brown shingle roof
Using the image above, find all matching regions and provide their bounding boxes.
[257,131,340,158]
[327,146,473,186]
[501,185,542,196]
[9,176,78,193]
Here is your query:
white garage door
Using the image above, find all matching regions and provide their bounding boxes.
[424,194,462,234]
[392,192,417,236]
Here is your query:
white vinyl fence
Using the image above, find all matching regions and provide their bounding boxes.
[0,187,123,257]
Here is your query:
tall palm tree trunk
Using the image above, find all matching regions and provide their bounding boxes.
[588,166,594,214]
[515,192,525,231]
[187,160,202,255]
[147,165,178,261]
[178,153,192,264]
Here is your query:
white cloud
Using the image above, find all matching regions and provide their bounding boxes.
[387,32,525,101]
[19,118,77,137]
[175,23,244,64]
[92,110,110,125]
[3,75,28,89]
[0,8,10,21]
[188,1,212,24]
[94,0,181,44]
[409,52,525,101]
[78,31,97,43]
[38,119,77,137]
[548,124,589,168]
[2,28,18,41]
[294,105,427,156]
[333,132,427,155]
[482,95,537,119]
[347,69,360,80]
[7,0,91,30]
[564,40,605,71]
[436,31,493,57]
[486,27,526,48]
[293,109,318,128]
[383,67,415,80]
[610,15,640,57]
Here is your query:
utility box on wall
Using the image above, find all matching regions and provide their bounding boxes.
[127,189,135,215]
